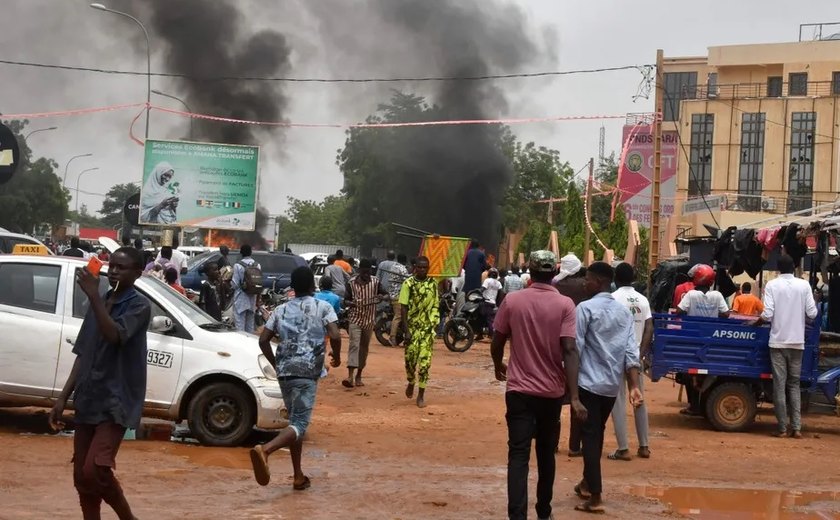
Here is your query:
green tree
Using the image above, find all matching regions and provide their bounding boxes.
[0,120,69,233]
[560,182,585,257]
[278,195,348,244]
[68,204,107,228]
[99,183,140,228]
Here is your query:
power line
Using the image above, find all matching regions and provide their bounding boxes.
[0,58,652,83]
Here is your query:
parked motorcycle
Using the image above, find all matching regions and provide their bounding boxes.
[374,299,404,347]
[442,288,490,352]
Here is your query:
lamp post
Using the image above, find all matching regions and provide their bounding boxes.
[62,153,93,187]
[90,3,151,140]
[24,126,58,141]
[75,167,100,214]
[152,89,194,140]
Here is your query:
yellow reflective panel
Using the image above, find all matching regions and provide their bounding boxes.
[12,244,49,256]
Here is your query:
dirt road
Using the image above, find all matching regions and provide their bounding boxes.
[2,339,840,519]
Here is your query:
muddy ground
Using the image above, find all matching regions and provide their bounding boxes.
[2,338,840,519]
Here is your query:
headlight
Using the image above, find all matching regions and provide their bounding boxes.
[258,354,277,380]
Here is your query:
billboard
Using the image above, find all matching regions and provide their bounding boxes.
[617,125,678,227]
[139,139,259,230]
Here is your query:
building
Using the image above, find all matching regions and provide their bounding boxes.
[664,24,840,233]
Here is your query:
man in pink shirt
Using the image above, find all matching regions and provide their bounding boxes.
[492,250,587,520]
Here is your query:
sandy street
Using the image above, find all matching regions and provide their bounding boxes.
[1,338,840,519]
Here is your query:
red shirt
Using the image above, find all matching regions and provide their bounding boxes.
[673,281,695,308]
[494,283,577,398]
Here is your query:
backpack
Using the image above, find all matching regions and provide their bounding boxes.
[238,260,263,295]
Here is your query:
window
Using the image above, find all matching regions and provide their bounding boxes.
[767,76,783,97]
[72,270,111,318]
[737,113,766,211]
[688,114,714,197]
[0,263,61,313]
[788,112,816,212]
[707,73,718,97]
[664,72,698,121]
[833,72,840,95]
[789,72,808,96]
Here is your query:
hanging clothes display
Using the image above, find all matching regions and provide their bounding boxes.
[729,228,765,278]
[781,223,808,265]
[713,226,736,267]
[828,276,840,333]
[715,267,737,299]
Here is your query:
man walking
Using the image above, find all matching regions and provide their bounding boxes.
[463,239,488,293]
[379,251,409,346]
[503,266,524,293]
[344,259,387,388]
[324,255,350,300]
[334,249,353,274]
[574,261,643,514]
[232,244,261,333]
[62,236,86,258]
[198,261,226,321]
[49,247,150,520]
[251,267,342,489]
[491,250,586,520]
[754,254,818,438]
[608,263,652,461]
[400,256,439,408]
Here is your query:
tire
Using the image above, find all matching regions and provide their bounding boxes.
[443,320,475,353]
[187,382,255,447]
[374,316,403,347]
[705,382,757,432]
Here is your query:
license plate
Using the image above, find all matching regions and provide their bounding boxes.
[147,349,173,368]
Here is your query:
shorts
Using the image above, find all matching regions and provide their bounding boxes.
[279,377,318,440]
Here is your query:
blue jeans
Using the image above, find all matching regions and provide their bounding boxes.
[278,378,318,439]
[233,309,255,333]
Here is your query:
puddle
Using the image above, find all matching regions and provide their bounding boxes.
[630,486,840,519]
[167,443,251,470]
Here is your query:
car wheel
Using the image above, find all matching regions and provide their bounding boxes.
[187,382,255,447]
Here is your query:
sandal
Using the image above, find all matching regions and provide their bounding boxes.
[249,445,270,486]
[607,449,631,461]
[574,482,592,500]
[679,408,702,417]
[341,379,354,388]
[574,502,605,514]
[354,380,365,387]
[293,475,311,491]
[637,446,651,459]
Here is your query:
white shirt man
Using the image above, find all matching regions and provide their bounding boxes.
[482,276,502,305]
[156,247,188,274]
[759,262,818,438]
[678,289,728,318]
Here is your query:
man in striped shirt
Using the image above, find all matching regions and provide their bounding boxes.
[343,259,387,388]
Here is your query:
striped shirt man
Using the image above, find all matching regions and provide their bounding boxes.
[347,274,383,330]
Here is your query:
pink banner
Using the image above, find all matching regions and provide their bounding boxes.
[617,125,678,227]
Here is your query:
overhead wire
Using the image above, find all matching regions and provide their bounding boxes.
[0,58,652,83]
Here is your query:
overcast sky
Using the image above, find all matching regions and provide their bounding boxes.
[2,0,838,218]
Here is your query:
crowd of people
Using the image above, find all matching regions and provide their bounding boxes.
[44,233,820,519]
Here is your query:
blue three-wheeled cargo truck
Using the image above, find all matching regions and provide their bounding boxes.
[651,313,840,431]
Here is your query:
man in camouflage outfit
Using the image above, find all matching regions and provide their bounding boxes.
[400,256,440,408]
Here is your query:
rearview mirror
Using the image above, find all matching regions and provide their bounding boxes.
[149,316,174,334]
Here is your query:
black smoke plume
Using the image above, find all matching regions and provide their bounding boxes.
[124,0,292,146]
[308,0,546,250]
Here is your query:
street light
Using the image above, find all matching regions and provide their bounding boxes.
[75,167,101,214]
[62,153,93,186]
[90,3,151,140]
[24,126,58,141]
[152,89,194,140]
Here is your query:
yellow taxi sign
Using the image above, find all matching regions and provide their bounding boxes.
[12,244,50,256]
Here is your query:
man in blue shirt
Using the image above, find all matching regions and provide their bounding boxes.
[50,247,151,520]
[462,239,488,293]
[573,262,643,514]
[315,276,341,314]
[251,267,342,490]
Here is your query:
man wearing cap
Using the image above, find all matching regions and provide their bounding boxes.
[552,253,588,306]
[492,250,586,520]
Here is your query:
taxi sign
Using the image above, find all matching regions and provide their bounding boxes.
[12,244,50,256]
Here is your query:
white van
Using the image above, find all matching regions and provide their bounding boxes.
[0,254,285,446]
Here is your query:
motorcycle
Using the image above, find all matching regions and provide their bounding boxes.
[255,281,294,327]
[442,288,491,353]
[374,299,404,347]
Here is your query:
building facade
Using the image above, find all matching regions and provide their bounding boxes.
[665,34,840,232]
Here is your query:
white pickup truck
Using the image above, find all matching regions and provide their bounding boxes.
[0,253,285,446]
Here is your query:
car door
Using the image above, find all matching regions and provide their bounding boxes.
[55,271,185,410]
[0,261,65,397]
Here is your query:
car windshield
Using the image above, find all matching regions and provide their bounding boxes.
[139,275,217,327]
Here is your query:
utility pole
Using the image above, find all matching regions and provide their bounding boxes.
[649,49,665,269]
[583,157,594,264]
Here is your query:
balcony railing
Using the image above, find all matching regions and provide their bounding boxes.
[684,192,817,215]
[678,80,840,101]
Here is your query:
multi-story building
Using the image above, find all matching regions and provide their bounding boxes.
[665,25,840,233]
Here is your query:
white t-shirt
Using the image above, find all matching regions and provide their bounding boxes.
[678,289,728,318]
[520,271,531,286]
[761,273,818,350]
[612,286,652,346]
[157,248,188,273]
[482,278,502,304]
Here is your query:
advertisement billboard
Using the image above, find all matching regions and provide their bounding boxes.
[618,125,678,227]
[139,140,259,230]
